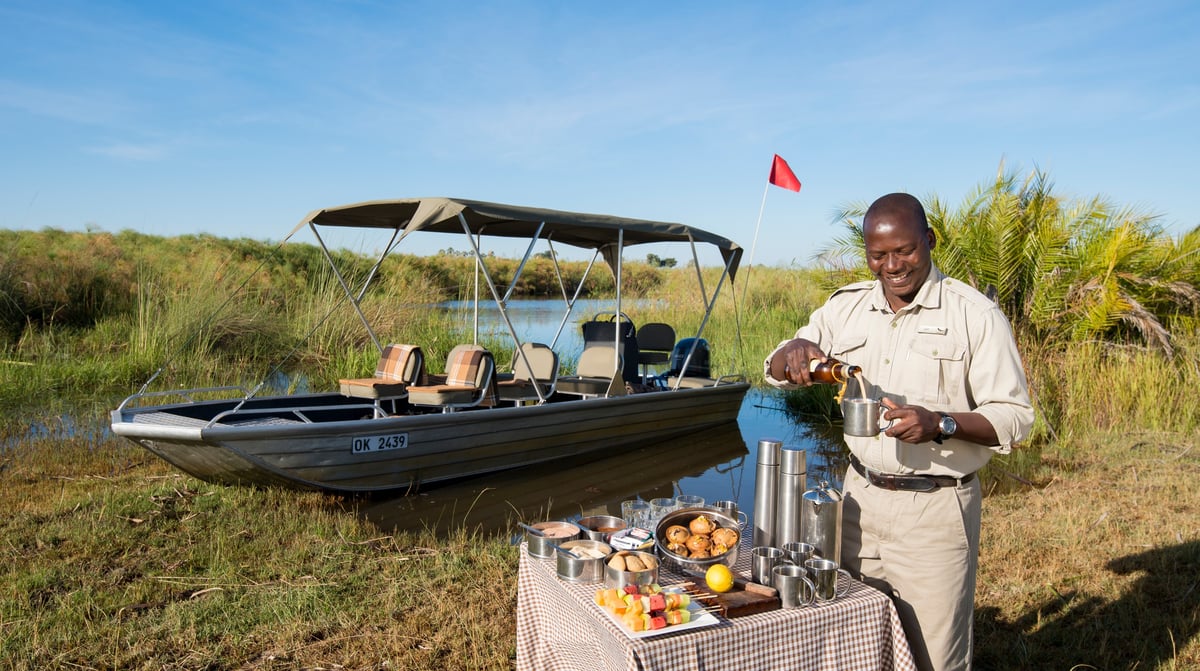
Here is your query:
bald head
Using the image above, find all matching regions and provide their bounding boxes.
[864,193,928,234]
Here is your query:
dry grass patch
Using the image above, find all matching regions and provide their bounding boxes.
[976,431,1200,670]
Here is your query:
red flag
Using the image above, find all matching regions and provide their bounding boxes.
[768,154,801,192]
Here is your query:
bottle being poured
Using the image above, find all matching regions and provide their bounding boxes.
[807,359,869,404]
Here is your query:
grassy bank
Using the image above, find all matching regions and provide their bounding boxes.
[2,412,1196,669]
[2,229,1198,668]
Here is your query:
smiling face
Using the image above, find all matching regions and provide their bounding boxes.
[863,194,935,310]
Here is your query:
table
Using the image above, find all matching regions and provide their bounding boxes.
[515,542,916,671]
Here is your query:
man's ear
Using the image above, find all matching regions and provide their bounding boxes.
[926,227,937,251]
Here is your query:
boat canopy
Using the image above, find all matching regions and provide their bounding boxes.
[289,197,743,279]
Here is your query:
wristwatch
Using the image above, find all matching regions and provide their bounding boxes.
[934,412,958,444]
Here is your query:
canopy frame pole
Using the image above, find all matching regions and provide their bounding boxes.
[502,221,546,304]
[456,216,537,395]
[550,250,598,351]
[670,249,735,391]
[311,223,383,354]
[613,229,624,375]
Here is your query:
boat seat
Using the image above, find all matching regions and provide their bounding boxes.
[407,344,498,412]
[581,316,641,384]
[556,345,627,398]
[338,344,424,416]
[498,342,558,405]
[635,323,675,382]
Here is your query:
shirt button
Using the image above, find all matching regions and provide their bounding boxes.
[883,358,890,365]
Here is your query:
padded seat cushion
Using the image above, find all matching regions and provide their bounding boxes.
[339,379,408,399]
[407,384,484,406]
[556,377,621,397]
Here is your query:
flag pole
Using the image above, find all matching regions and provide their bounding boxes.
[745,182,770,277]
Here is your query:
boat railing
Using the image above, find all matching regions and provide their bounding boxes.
[116,386,252,414]
[206,401,388,428]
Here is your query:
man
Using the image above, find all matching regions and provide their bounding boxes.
[764,193,1034,671]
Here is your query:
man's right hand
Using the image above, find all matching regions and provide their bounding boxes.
[769,338,828,386]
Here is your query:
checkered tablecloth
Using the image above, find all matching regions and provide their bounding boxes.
[515,542,916,671]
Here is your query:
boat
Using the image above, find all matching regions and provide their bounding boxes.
[110,197,751,493]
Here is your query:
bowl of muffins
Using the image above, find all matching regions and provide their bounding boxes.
[654,507,740,573]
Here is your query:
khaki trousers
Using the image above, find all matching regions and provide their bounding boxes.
[840,466,982,671]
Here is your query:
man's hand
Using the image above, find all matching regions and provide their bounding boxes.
[880,398,942,444]
[768,338,828,386]
[880,398,1000,446]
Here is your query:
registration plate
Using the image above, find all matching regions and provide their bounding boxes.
[351,433,409,453]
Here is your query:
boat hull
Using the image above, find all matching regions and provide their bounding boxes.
[112,384,749,493]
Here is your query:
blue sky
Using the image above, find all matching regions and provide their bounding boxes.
[2,0,1197,266]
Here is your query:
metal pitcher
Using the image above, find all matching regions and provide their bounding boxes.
[800,480,843,563]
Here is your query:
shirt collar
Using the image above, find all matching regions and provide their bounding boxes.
[869,265,945,313]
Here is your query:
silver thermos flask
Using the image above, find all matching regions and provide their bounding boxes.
[775,446,807,547]
[752,438,782,548]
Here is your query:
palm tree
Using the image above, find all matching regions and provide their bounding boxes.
[826,164,1200,356]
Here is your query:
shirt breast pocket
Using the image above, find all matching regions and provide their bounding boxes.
[829,335,868,361]
[905,337,966,405]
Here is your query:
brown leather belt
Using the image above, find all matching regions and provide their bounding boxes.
[849,455,975,492]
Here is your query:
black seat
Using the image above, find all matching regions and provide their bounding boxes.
[635,323,675,381]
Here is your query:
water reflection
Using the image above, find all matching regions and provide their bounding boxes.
[360,387,854,539]
[359,421,749,536]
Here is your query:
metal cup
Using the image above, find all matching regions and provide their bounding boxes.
[711,500,749,530]
[841,398,895,437]
[772,564,816,608]
[804,557,852,601]
[783,541,817,565]
[751,545,794,586]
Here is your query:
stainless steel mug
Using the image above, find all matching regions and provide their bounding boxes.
[804,557,852,601]
[711,500,748,530]
[842,397,894,437]
[783,541,817,565]
[772,564,816,608]
[751,545,793,586]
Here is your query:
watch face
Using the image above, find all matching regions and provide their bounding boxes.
[940,414,957,435]
[936,415,955,436]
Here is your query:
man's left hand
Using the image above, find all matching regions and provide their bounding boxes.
[880,398,942,444]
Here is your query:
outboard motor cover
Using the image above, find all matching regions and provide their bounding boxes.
[668,337,710,378]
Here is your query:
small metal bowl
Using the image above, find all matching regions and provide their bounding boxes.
[526,521,582,558]
[654,506,740,574]
[555,539,613,583]
[603,550,660,590]
[576,515,627,542]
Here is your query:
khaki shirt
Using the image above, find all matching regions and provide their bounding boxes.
[764,266,1034,477]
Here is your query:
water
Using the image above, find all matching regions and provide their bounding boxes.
[442,297,660,358]
[361,300,847,538]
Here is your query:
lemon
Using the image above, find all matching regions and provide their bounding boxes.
[705,564,734,593]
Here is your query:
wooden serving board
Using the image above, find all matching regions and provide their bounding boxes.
[708,586,780,618]
[679,572,781,618]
